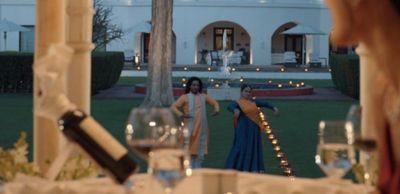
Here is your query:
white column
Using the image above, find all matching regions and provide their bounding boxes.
[357,44,382,184]
[357,44,378,139]
[33,0,66,173]
[65,0,94,113]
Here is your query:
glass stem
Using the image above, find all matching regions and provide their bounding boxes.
[363,152,372,186]
[165,187,173,194]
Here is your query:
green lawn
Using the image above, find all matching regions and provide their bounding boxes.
[0,92,357,179]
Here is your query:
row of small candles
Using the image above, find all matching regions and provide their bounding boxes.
[180,78,306,88]
[258,109,295,177]
[134,65,332,72]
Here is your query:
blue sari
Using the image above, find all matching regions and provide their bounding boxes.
[225,99,275,172]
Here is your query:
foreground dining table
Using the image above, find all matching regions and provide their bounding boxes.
[2,169,372,194]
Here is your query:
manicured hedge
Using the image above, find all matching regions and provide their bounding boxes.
[0,51,124,94]
[91,51,124,94]
[329,54,359,99]
[0,52,34,93]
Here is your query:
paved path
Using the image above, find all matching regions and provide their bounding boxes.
[94,68,352,100]
[121,70,331,80]
[93,85,354,101]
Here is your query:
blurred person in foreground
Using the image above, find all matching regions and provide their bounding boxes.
[325,0,400,193]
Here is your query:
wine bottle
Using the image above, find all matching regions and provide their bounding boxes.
[58,109,138,184]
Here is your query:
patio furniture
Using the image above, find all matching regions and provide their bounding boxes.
[309,53,322,68]
[199,49,208,64]
[228,51,242,65]
[210,50,221,66]
[283,51,297,67]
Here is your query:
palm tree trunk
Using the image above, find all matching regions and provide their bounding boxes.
[142,0,174,107]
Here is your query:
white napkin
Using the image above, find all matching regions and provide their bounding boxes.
[4,174,125,194]
[238,173,374,194]
[3,171,376,194]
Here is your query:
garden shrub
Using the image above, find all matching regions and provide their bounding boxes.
[329,54,359,99]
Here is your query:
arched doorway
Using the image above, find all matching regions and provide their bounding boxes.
[271,22,303,65]
[195,21,251,65]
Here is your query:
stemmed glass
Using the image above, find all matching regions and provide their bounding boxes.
[125,107,190,194]
[346,105,377,185]
[315,120,355,179]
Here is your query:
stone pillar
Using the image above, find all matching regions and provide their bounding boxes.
[357,44,378,139]
[33,0,66,173]
[357,43,381,184]
[65,0,94,113]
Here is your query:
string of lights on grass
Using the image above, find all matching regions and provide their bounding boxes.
[258,108,295,177]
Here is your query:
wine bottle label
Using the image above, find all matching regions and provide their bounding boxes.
[80,117,128,161]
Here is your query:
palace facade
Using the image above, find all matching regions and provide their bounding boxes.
[0,0,331,66]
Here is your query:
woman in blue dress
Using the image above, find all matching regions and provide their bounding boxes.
[225,84,279,172]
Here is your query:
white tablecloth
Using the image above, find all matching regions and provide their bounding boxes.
[2,169,374,194]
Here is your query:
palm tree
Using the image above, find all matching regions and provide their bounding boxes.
[141,0,174,107]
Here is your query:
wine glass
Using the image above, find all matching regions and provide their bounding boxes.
[125,107,189,194]
[346,104,377,185]
[315,120,355,179]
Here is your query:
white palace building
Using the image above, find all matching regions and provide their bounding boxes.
[0,0,332,66]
